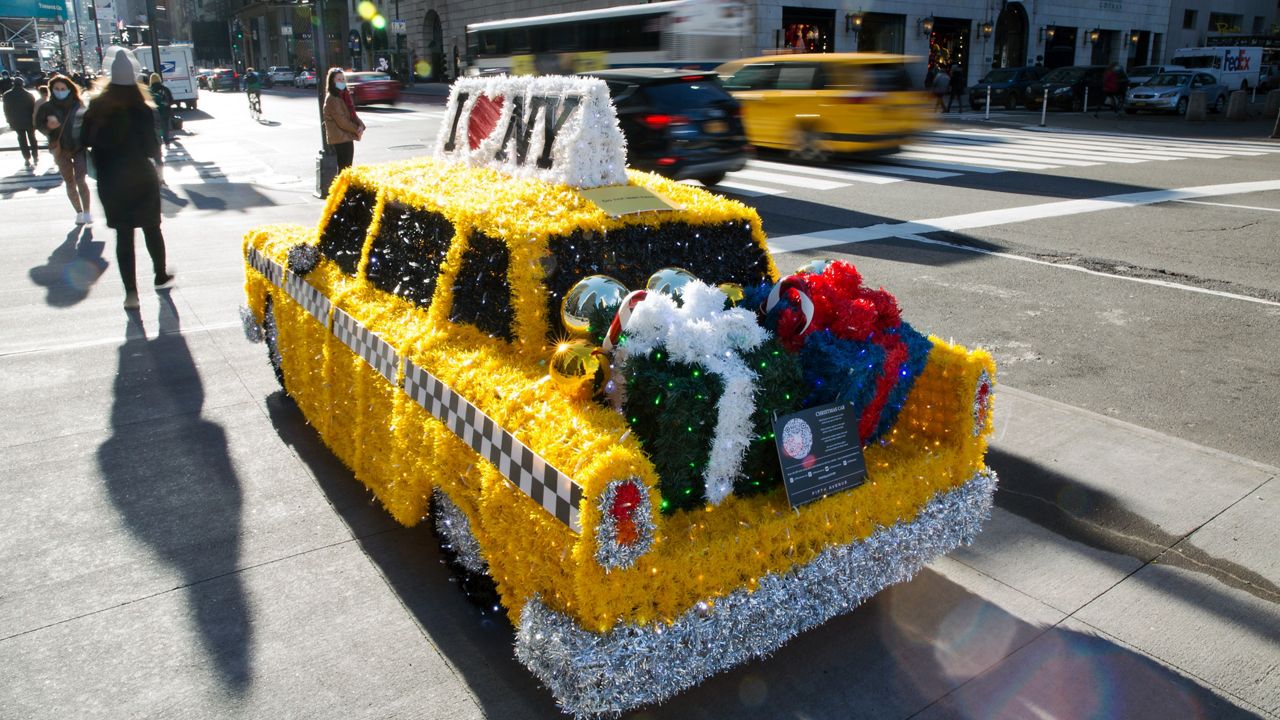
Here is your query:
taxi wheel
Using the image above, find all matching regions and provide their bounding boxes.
[790,129,829,163]
[264,295,286,390]
[429,491,502,613]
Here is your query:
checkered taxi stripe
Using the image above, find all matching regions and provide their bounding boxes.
[404,360,584,533]
[332,308,399,384]
[284,270,332,326]
[246,246,284,287]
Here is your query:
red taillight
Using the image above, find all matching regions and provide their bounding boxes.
[609,482,644,545]
[657,157,677,166]
[641,113,690,130]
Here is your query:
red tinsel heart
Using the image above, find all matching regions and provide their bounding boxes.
[468,94,504,150]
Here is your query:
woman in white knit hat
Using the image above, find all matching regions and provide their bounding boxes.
[82,46,173,310]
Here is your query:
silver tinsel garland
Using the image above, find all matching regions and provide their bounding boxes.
[515,469,997,718]
[433,488,489,576]
[287,242,321,276]
[239,305,263,343]
[593,479,656,571]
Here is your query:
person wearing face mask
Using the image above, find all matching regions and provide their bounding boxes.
[82,47,174,310]
[323,67,365,172]
[35,73,93,224]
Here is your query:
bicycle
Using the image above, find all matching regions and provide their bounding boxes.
[248,89,262,121]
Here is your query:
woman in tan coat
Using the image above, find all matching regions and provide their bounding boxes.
[323,68,365,171]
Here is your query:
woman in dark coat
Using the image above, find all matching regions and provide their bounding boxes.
[35,73,93,224]
[83,46,173,310]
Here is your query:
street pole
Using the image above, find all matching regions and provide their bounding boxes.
[70,0,86,73]
[314,0,336,198]
[88,0,103,66]
[144,0,160,77]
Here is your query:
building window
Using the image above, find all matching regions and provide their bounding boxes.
[1183,10,1197,30]
[1207,12,1242,33]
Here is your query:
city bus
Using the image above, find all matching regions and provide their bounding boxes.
[465,0,750,76]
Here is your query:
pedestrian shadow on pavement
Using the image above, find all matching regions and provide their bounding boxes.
[261,390,1266,719]
[97,291,253,694]
[27,226,108,307]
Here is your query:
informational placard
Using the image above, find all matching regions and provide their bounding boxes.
[772,402,867,509]
[579,185,680,217]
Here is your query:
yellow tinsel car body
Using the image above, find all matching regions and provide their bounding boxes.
[242,157,996,716]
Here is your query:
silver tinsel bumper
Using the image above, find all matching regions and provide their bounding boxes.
[515,468,998,718]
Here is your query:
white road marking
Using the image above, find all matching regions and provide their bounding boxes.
[840,162,959,179]
[728,168,848,190]
[747,159,901,184]
[710,180,787,197]
[896,233,1280,307]
[892,150,1059,170]
[1174,199,1280,212]
[767,179,1280,307]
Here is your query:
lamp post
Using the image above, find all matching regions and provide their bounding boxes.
[143,0,161,77]
[314,0,336,197]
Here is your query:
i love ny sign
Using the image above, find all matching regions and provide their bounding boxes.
[433,75,629,189]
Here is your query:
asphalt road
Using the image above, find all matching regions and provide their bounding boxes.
[1,86,1277,719]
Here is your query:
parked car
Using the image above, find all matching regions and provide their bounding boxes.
[195,67,214,89]
[208,68,238,92]
[1126,64,1186,86]
[294,69,317,88]
[267,66,295,85]
[345,71,400,105]
[967,66,1048,110]
[716,52,931,162]
[1259,64,1279,93]
[1024,65,1127,111]
[581,68,746,186]
[1125,71,1228,115]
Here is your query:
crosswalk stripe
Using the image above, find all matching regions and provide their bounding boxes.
[895,147,1070,170]
[709,180,787,197]
[840,162,959,179]
[921,135,1150,163]
[1021,128,1276,155]
[904,140,1101,166]
[728,168,848,190]
[870,156,1005,174]
[935,130,1191,161]
[746,159,901,184]
[1012,131,1243,157]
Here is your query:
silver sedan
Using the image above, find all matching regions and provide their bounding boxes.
[1125,71,1228,115]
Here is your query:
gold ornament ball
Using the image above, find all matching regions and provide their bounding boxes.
[549,340,604,397]
[561,275,629,335]
[717,282,745,306]
[646,267,699,296]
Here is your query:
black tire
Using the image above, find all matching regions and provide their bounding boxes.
[1006,95,1019,111]
[263,296,286,390]
[1071,94,1084,112]
[789,128,829,163]
[1176,97,1189,116]
[1211,95,1225,114]
[698,172,726,187]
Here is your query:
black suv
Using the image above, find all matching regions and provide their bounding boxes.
[583,68,747,187]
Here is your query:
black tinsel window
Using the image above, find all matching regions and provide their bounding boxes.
[365,202,455,310]
[542,221,771,342]
[449,232,515,342]
[318,185,376,275]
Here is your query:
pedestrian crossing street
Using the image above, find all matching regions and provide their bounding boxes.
[4,124,1278,198]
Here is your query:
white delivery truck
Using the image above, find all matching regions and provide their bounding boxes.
[133,44,199,109]
[1172,46,1263,91]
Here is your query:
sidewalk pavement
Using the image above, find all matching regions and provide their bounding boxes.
[0,124,1276,720]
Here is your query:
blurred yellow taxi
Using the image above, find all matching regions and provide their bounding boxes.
[717,53,933,161]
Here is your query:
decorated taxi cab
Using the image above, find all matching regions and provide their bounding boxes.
[241,75,997,717]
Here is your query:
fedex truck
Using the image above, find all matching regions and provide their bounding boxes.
[132,44,199,109]
[1172,46,1263,91]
